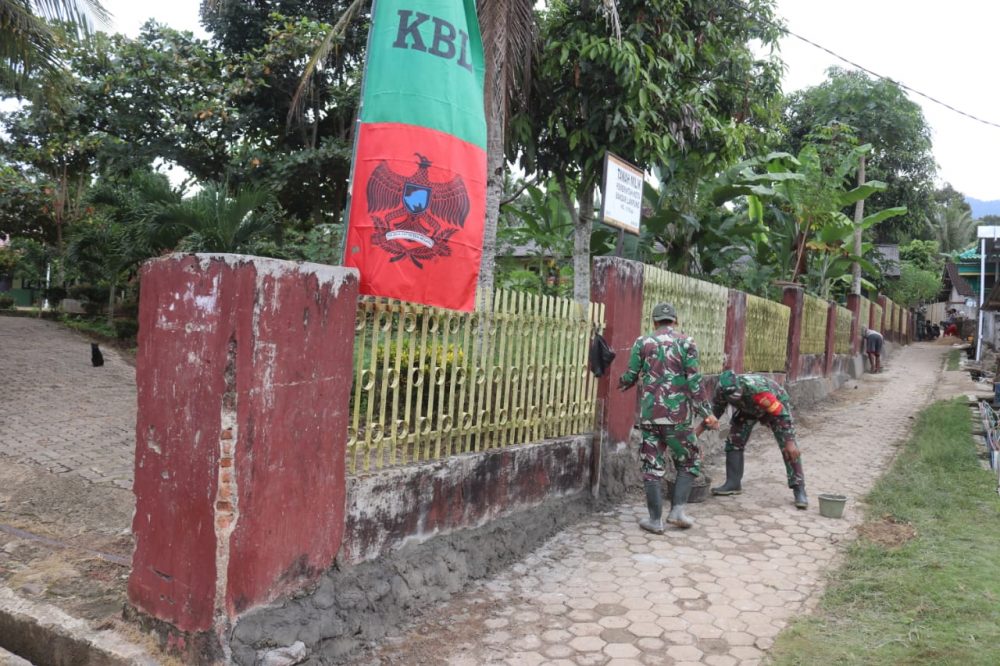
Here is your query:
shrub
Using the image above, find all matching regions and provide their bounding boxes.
[116,300,139,319]
[68,283,110,304]
[45,286,67,304]
[82,301,104,316]
[0,294,15,310]
[113,318,139,341]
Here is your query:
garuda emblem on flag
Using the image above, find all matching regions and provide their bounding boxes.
[366,153,471,268]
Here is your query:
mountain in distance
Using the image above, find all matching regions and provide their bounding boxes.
[966,197,1000,220]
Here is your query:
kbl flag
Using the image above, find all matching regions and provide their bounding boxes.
[344,0,487,311]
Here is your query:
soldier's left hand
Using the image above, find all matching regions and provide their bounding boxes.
[782,441,801,463]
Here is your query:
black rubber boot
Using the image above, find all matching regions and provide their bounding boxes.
[711,450,744,495]
[666,470,695,529]
[639,479,665,534]
[791,460,808,509]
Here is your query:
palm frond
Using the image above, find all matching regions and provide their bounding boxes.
[288,0,366,129]
[479,0,537,132]
[1,0,110,93]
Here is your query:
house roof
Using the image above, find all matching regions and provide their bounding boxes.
[874,244,900,278]
[983,281,1000,311]
[943,262,976,299]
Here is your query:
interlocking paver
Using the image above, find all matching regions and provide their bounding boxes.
[359,344,949,665]
[0,318,135,489]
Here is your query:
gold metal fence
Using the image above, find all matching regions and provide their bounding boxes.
[347,291,604,473]
[744,294,790,372]
[859,296,871,332]
[800,294,829,355]
[834,304,853,354]
[641,266,728,374]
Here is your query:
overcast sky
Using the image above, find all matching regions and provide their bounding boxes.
[100,0,1000,201]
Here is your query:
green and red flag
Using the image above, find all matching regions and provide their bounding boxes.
[344,0,487,311]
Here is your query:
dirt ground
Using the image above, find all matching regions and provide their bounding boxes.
[0,457,132,626]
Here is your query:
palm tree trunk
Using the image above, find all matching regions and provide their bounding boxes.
[478,93,503,311]
[107,281,116,327]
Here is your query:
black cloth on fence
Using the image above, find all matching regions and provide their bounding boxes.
[589,333,616,377]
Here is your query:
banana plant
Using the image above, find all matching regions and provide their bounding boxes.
[639,151,805,276]
[805,204,906,298]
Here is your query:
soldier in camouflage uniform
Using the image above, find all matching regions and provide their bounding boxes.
[619,303,720,533]
[707,370,808,509]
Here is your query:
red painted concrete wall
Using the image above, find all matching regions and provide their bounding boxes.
[129,254,358,636]
[591,257,645,446]
[782,285,805,381]
[724,290,747,373]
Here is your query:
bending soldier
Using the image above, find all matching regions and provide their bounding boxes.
[619,302,720,533]
[707,370,808,510]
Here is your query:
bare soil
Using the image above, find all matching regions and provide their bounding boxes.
[858,515,918,549]
[0,457,132,626]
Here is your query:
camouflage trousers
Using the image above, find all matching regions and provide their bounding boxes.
[639,424,702,481]
[725,410,804,488]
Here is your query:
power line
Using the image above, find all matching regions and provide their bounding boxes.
[729,0,1000,131]
[782,27,1000,131]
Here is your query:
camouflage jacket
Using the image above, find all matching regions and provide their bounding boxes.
[619,325,711,426]
[712,373,790,420]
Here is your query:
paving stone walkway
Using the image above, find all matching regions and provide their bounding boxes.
[0,317,135,490]
[359,343,947,666]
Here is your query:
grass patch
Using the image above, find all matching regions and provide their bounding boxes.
[59,314,116,339]
[770,399,1000,666]
[946,348,961,371]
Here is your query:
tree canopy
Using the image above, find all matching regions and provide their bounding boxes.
[783,68,937,242]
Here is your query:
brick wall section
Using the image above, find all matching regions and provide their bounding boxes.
[128,254,358,646]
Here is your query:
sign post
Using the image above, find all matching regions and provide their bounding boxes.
[600,152,643,257]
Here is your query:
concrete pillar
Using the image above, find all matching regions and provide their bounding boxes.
[847,294,862,354]
[782,284,805,381]
[128,254,359,656]
[877,294,889,338]
[591,257,645,446]
[724,290,747,373]
[823,300,837,376]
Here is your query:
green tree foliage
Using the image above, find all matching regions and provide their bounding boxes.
[899,239,943,272]
[933,183,972,217]
[783,68,936,242]
[884,263,943,308]
[63,19,357,227]
[511,0,784,303]
[0,165,60,242]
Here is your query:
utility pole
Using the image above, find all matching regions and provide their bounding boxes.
[851,155,866,295]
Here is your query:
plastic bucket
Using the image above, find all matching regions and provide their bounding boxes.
[818,493,847,518]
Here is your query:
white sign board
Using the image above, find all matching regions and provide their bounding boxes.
[600,152,643,235]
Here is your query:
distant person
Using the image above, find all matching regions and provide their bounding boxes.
[863,327,884,373]
[704,371,808,510]
[619,302,719,533]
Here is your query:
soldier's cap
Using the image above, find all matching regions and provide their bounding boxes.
[652,302,677,323]
[718,370,741,398]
